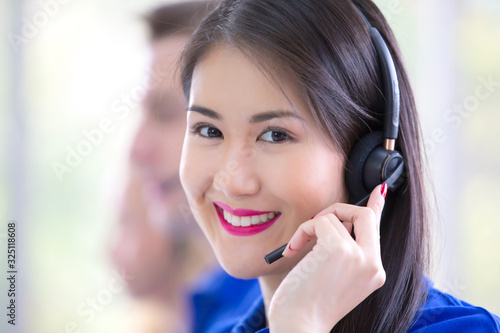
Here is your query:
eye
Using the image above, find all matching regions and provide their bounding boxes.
[192,124,223,138]
[259,128,291,143]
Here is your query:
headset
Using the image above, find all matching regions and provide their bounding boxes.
[345,6,406,205]
[265,5,406,264]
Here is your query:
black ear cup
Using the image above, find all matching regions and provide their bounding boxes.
[345,131,405,204]
[346,132,383,204]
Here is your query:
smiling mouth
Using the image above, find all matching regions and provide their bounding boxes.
[222,209,278,227]
[213,202,281,236]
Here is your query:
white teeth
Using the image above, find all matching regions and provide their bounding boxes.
[241,216,251,227]
[232,216,241,227]
[222,209,278,227]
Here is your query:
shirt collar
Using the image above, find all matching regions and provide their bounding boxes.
[231,293,267,332]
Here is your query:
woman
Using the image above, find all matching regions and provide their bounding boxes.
[179,0,500,331]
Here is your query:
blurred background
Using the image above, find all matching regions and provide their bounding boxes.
[1,0,499,332]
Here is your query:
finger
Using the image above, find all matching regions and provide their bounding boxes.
[311,185,385,251]
[282,215,341,258]
[320,205,377,250]
[352,184,386,251]
[343,221,353,235]
[285,184,387,255]
[366,183,387,225]
[315,184,386,221]
[313,211,353,235]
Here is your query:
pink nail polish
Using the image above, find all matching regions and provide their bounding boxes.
[381,183,388,199]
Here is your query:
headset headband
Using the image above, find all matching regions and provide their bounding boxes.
[355,7,400,151]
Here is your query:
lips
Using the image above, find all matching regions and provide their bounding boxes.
[213,202,281,237]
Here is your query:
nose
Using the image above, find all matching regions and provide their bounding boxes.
[213,144,260,198]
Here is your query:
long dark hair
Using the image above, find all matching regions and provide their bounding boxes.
[180,0,430,331]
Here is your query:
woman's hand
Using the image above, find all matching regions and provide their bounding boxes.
[268,184,387,333]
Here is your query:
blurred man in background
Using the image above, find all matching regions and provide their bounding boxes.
[108,2,255,332]
[112,166,213,332]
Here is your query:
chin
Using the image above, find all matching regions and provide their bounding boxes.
[215,252,263,279]
[215,250,289,280]
[223,267,258,280]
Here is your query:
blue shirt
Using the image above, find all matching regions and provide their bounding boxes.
[189,267,262,333]
[190,271,500,332]
[410,286,500,332]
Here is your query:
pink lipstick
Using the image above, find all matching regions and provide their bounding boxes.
[213,202,280,237]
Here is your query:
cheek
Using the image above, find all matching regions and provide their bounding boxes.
[180,142,214,208]
[262,149,346,212]
[180,145,198,198]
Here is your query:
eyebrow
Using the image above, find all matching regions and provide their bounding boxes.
[187,105,304,123]
[187,105,221,119]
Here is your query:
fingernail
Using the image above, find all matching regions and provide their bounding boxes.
[380,183,388,199]
[288,243,294,251]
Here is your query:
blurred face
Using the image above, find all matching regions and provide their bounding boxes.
[110,170,177,297]
[180,46,348,279]
[112,34,215,299]
[130,34,190,225]
[111,34,190,298]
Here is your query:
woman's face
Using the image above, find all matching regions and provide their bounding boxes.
[180,46,347,278]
